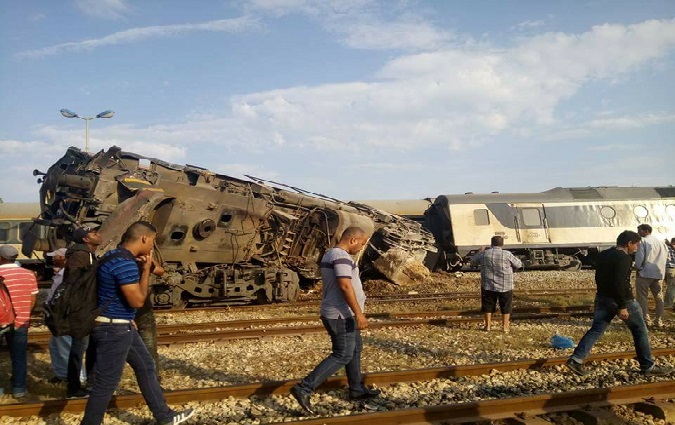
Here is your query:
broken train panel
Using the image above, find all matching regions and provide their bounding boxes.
[24,146,438,307]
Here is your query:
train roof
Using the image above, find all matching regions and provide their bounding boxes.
[0,202,41,219]
[435,186,675,205]
[353,199,435,216]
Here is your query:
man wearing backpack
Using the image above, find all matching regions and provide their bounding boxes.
[0,245,38,398]
[81,221,195,425]
[64,226,102,398]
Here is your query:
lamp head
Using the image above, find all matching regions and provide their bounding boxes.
[60,109,79,118]
[96,110,115,119]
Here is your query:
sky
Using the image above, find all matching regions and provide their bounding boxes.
[1,0,674,203]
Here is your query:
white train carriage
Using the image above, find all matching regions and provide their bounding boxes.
[425,186,675,270]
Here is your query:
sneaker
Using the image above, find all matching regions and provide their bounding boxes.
[349,387,381,401]
[66,388,90,399]
[565,359,587,376]
[48,376,67,384]
[11,390,27,398]
[290,385,314,415]
[642,365,675,376]
[159,408,195,425]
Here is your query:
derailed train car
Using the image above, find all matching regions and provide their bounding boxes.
[22,146,438,307]
[425,186,675,270]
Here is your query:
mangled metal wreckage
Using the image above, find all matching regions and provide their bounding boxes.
[24,147,438,307]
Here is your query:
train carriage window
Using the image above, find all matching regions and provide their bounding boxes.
[634,205,649,218]
[0,222,9,242]
[600,206,616,219]
[473,209,490,226]
[666,205,675,218]
[522,208,541,226]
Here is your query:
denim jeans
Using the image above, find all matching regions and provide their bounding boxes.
[80,323,173,425]
[68,336,88,393]
[664,269,675,307]
[136,300,159,375]
[1,325,29,395]
[50,335,72,379]
[571,296,654,370]
[296,316,369,396]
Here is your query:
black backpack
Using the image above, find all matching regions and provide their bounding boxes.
[44,250,135,338]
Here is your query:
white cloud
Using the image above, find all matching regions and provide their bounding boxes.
[510,19,546,32]
[75,0,131,20]
[587,113,675,130]
[20,18,675,158]
[244,0,454,50]
[16,16,263,59]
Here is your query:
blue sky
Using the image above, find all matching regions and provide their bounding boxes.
[1,0,674,203]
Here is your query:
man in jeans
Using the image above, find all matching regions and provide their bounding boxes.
[290,227,380,415]
[565,230,673,377]
[635,224,668,327]
[0,245,38,398]
[80,222,194,425]
[662,238,675,309]
[64,226,102,398]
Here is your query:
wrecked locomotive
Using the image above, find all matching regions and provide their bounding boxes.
[22,146,438,308]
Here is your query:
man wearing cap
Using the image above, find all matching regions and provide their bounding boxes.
[0,245,38,398]
[45,248,70,383]
[64,226,102,398]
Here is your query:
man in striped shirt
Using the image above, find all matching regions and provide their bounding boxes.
[470,236,522,333]
[291,227,380,415]
[0,245,38,398]
[81,221,194,425]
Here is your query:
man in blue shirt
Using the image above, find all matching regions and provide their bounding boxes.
[290,227,380,415]
[80,221,195,425]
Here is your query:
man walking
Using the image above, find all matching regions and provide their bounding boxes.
[64,226,102,398]
[565,231,672,376]
[80,221,194,425]
[662,238,675,309]
[0,245,38,398]
[290,227,380,415]
[635,224,668,327]
[470,236,522,333]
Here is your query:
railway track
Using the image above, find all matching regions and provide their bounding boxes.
[151,288,595,313]
[25,305,594,350]
[3,349,675,421]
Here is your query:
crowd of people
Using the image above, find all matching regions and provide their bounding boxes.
[1,222,675,423]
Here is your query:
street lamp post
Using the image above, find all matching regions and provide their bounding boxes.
[60,108,115,153]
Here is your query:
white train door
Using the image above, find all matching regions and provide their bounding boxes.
[514,204,550,245]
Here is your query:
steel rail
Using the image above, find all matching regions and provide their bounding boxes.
[26,307,593,348]
[153,288,595,313]
[287,381,675,424]
[2,349,675,418]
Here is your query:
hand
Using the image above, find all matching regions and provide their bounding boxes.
[355,313,368,330]
[618,308,629,321]
[139,249,154,272]
[478,246,486,252]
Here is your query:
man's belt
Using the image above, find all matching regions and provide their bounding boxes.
[95,316,131,324]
